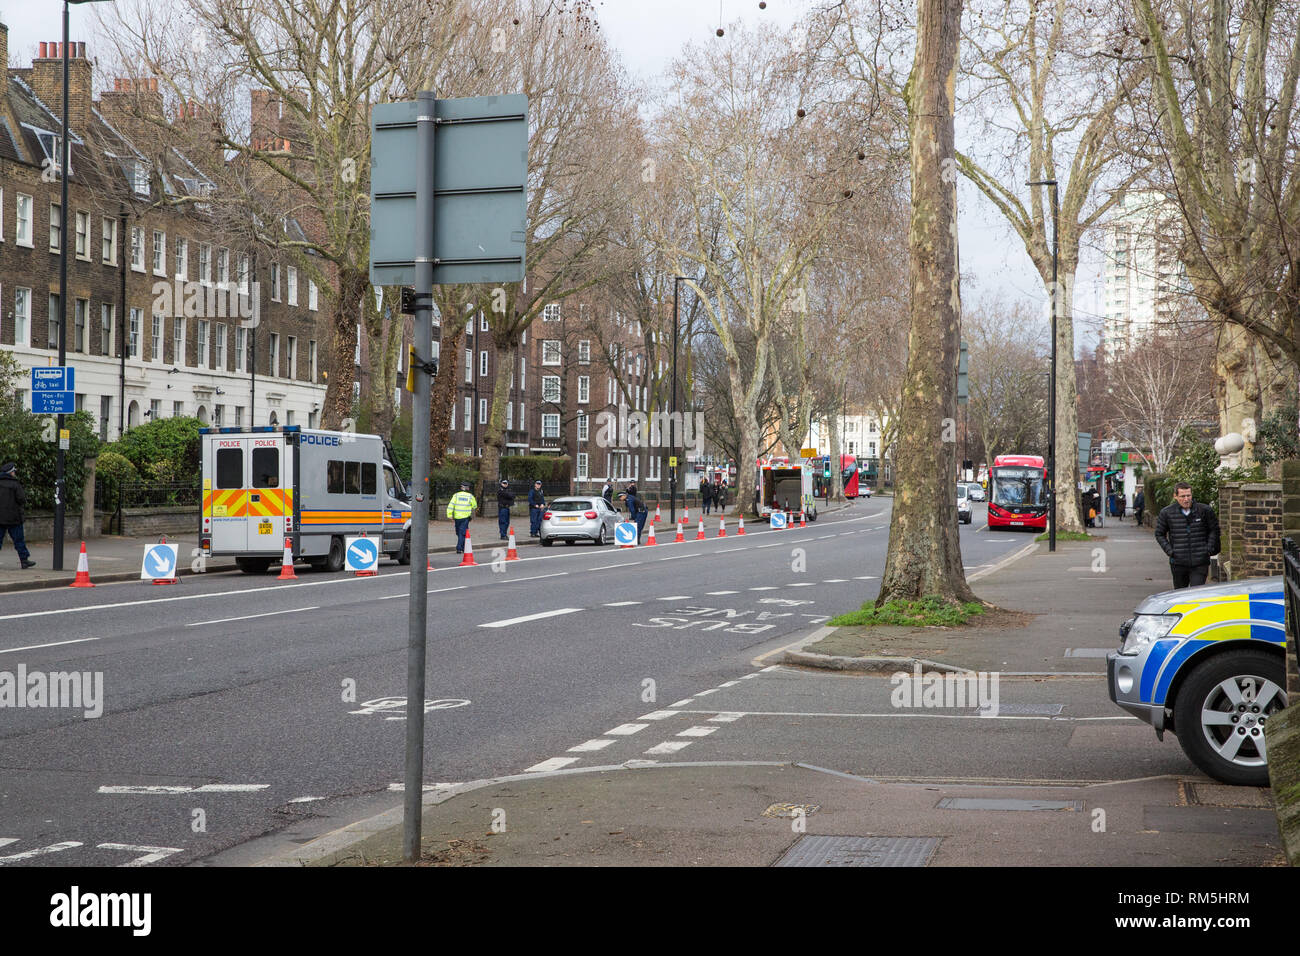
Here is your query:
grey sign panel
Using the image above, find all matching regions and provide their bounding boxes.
[370,94,528,287]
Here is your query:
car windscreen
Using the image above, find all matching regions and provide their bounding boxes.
[957,486,968,499]
[549,500,594,512]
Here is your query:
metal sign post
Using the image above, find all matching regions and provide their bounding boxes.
[371,91,527,863]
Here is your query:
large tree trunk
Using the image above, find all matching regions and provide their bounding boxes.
[363,289,403,440]
[321,267,365,431]
[876,0,974,606]
[478,330,516,491]
[1052,273,1085,533]
[428,312,465,470]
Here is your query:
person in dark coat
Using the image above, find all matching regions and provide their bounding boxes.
[0,462,35,568]
[601,481,613,508]
[496,478,515,540]
[1134,488,1145,526]
[1154,482,1221,588]
[528,480,546,537]
[701,479,712,516]
[624,483,648,540]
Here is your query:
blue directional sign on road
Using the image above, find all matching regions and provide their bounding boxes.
[614,522,638,547]
[31,366,74,391]
[345,536,379,573]
[770,511,787,529]
[32,391,75,414]
[140,543,178,580]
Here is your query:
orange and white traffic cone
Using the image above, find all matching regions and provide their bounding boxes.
[506,527,519,561]
[459,532,477,567]
[674,520,684,543]
[646,522,657,546]
[654,503,661,524]
[800,510,807,528]
[277,537,297,580]
[355,532,378,577]
[684,507,690,525]
[717,515,726,537]
[737,515,746,535]
[696,517,706,540]
[69,541,94,588]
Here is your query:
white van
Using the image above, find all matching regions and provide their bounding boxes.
[199,425,412,572]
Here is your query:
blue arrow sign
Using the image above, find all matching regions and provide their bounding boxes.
[31,366,74,391]
[614,522,638,546]
[141,544,177,579]
[346,537,379,571]
[770,511,787,529]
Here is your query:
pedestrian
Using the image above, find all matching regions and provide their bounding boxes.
[0,462,34,569]
[714,480,725,510]
[445,480,477,553]
[1117,494,1127,521]
[528,479,546,537]
[1154,482,1221,589]
[1134,488,1145,526]
[625,482,648,540]
[601,480,613,508]
[496,478,515,540]
[701,479,712,516]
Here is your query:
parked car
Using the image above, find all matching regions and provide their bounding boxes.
[539,496,621,546]
[966,482,985,502]
[1108,577,1289,786]
[957,484,973,524]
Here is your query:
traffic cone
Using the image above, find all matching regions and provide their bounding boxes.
[674,520,684,543]
[69,541,94,588]
[506,527,519,561]
[459,532,477,567]
[654,503,661,524]
[737,515,746,535]
[696,517,706,540]
[646,523,657,546]
[355,531,377,577]
[684,507,690,525]
[277,537,297,580]
[718,515,727,537]
[800,510,807,528]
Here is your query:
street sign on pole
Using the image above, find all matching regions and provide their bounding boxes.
[31,367,74,391]
[33,391,75,415]
[370,94,528,287]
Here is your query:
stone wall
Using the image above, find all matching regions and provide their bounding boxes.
[1217,481,1283,579]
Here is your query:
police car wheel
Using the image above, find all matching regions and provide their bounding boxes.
[1173,649,1286,787]
[397,530,411,566]
[325,537,345,572]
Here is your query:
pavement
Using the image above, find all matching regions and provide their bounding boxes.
[237,512,1287,867]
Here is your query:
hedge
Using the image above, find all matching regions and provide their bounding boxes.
[0,408,99,512]
[110,416,203,482]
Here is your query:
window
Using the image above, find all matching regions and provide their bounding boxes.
[354,324,361,366]
[14,288,31,346]
[196,320,209,366]
[252,447,280,488]
[578,376,589,404]
[287,336,297,379]
[308,280,318,311]
[100,305,114,357]
[132,161,150,196]
[47,293,60,349]
[308,340,317,382]
[577,413,588,442]
[175,238,188,279]
[234,406,243,427]
[479,399,488,424]
[49,203,61,251]
[543,302,560,322]
[199,243,211,284]
[238,254,250,293]
[506,402,513,429]
[173,318,185,366]
[361,462,376,495]
[578,340,590,363]
[131,227,144,271]
[15,193,32,247]
[542,340,561,365]
[173,400,184,417]
[217,248,229,284]
[73,299,87,352]
[466,315,473,335]
[215,324,227,369]
[150,398,161,421]
[151,314,163,361]
[235,327,246,372]
[216,448,243,489]
[464,349,472,383]
[213,404,223,426]
[153,231,166,275]
[542,375,561,403]
[480,350,488,377]
[101,217,117,264]
[450,401,456,431]
[480,313,489,332]
[542,414,560,438]
[577,452,588,480]
[463,397,471,431]
[520,356,525,391]
[270,263,280,301]
[287,266,297,305]
[129,309,142,359]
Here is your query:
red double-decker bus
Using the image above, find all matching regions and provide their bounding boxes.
[987,454,1048,531]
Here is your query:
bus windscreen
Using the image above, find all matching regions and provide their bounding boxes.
[992,469,1045,506]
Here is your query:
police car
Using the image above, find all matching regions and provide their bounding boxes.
[1108,577,1289,786]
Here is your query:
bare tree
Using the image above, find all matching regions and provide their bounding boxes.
[965,297,1049,464]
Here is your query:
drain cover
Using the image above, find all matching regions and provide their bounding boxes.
[936,797,1082,811]
[774,835,940,867]
[763,803,820,819]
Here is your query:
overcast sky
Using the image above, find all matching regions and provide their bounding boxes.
[0,0,1103,346]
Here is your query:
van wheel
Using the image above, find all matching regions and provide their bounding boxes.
[397,530,411,566]
[235,557,272,574]
[325,537,345,572]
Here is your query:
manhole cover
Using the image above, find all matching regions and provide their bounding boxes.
[774,835,940,867]
[936,797,1082,811]
[763,803,820,819]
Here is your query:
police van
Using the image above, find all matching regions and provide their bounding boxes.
[199,425,412,572]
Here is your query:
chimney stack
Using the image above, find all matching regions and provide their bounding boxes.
[1,23,9,77]
[29,41,94,138]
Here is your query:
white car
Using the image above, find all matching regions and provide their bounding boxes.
[957,484,973,524]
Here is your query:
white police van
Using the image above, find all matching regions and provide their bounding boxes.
[199,426,412,572]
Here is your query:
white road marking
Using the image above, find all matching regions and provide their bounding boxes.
[0,839,16,849]
[386,782,460,792]
[823,579,848,583]
[605,723,649,735]
[96,843,184,867]
[676,726,718,737]
[0,637,99,655]
[289,796,325,803]
[0,841,82,862]
[510,572,569,583]
[98,784,270,794]
[188,606,317,627]
[380,586,468,601]
[755,543,782,549]
[788,582,817,587]
[709,713,744,722]
[669,699,694,707]
[568,738,617,752]
[750,586,778,591]
[853,575,877,580]
[671,708,1138,722]
[696,688,718,696]
[719,681,739,687]
[817,534,837,539]
[644,740,692,755]
[658,595,692,600]
[603,600,642,606]
[525,757,579,772]
[840,531,858,536]
[478,607,583,628]
[707,590,739,595]
[592,563,643,571]
[639,710,678,720]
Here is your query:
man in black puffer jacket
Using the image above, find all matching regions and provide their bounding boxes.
[0,461,35,569]
[1154,482,1220,588]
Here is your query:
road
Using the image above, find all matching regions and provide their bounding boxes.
[0,498,1088,866]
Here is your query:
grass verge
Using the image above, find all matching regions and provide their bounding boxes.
[1034,530,1092,542]
[828,596,985,628]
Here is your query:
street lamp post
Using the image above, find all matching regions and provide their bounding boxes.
[1028,179,1059,553]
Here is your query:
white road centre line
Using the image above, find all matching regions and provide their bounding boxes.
[188,607,317,627]
[605,723,649,735]
[755,543,782,549]
[567,739,617,752]
[669,699,694,707]
[639,710,678,720]
[603,600,642,606]
[718,681,739,687]
[478,607,583,628]
[749,586,778,591]
[817,534,837,539]
[676,726,718,737]
[644,741,692,755]
[853,575,877,580]
[658,595,692,600]
[787,582,816,587]
[840,531,858,536]
[510,572,570,583]
[0,637,99,655]
[706,590,739,595]
[525,757,579,772]
[98,784,270,794]
[823,579,848,583]
[709,713,744,722]
[592,563,643,571]
[380,585,468,601]
[696,688,718,696]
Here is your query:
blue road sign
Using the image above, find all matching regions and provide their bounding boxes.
[32,391,75,414]
[771,511,787,529]
[31,366,74,391]
[346,536,379,572]
[614,522,638,546]
[140,543,178,580]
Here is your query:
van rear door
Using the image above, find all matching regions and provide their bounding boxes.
[246,434,290,552]
[207,435,251,553]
